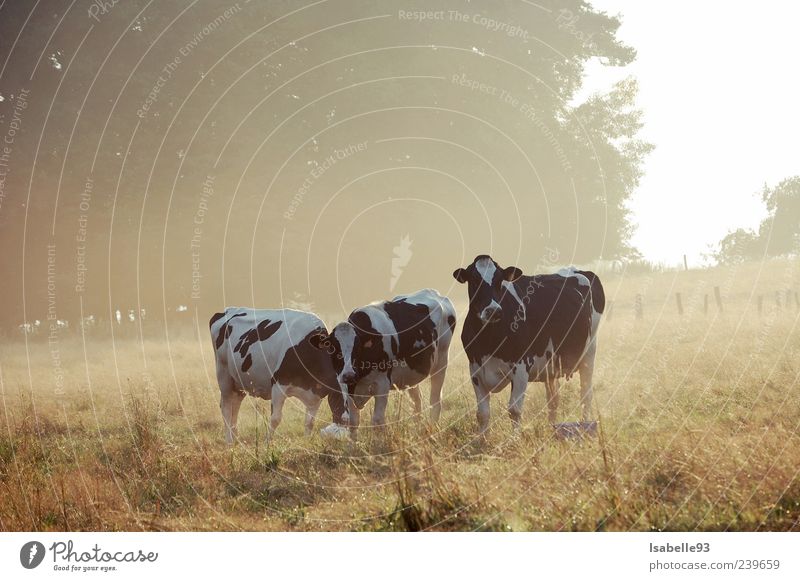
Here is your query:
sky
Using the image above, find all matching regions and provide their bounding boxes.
[580,1,800,266]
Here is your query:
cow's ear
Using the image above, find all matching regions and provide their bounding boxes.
[453,268,468,283]
[309,332,329,350]
[503,266,523,282]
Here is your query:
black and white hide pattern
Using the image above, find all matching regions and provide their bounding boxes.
[453,255,603,434]
[319,289,456,438]
[209,307,345,443]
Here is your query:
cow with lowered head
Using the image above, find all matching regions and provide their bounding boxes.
[210,307,346,443]
[453,255,600,434]
[317,289,456,438]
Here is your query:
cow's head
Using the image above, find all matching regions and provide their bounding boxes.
[453,255,522,324]
[314,317,386,405]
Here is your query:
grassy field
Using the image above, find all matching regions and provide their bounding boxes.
[2,259,800,531]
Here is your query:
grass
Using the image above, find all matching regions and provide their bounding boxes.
[1,258,799,531]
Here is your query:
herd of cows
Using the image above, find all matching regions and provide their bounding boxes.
[210,254,605,442]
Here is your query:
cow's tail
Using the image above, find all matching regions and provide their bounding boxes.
[576,270,605,315]
[432,295,456,370]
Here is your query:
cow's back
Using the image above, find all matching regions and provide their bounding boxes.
[556,267,605,316]
[393,288,456,346]
[349,289,455,386]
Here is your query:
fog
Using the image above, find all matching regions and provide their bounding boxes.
[1,0,646,328]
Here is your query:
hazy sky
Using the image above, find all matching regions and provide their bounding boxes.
[581,1,799,266]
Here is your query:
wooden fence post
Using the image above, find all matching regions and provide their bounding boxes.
[675,292,684,315]
[683,255,688,272]
[635,294,643,320]
[714,286,723,313]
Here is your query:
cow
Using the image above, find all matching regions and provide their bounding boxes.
[318,289,456,438]
[18,320,42,335]
[80,315,97,331]
[453,255,602,434]
[209,307,346,444]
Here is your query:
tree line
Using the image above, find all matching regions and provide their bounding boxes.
[712,177,800,264]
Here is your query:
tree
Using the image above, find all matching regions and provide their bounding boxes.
[713,228,764,265]
[760,177,800,256]
[713,177,799,264]
[0,0,651,323]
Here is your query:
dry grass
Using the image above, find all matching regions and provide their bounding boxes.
[1,259,800,531]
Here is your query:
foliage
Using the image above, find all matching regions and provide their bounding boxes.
[713,177,800,264]
[0,0,651,322]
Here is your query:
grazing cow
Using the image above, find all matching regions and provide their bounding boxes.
[80,315,97,331]
[453,255,601,434]
[319,289,456,437]
[209,307,345,444]
[18,320,42,335]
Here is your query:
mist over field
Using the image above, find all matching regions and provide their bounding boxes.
[1,1,799,532]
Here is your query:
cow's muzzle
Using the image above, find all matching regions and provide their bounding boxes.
[340,371,357,386]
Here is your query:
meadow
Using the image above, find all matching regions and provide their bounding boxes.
[1,259,799,531]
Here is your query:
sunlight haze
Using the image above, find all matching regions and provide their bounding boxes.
[583,0,799,266]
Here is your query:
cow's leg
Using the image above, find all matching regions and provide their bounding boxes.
[408,386,422,416]
[347,397,361,440]
[507,364,528,430]
[470,365,491,435]
[372,377,391,428]
[228,389,245,439]
[267,383,288,440]
[304,395,322,436]
[579,353,594,422]
[218,370,244,445]
[429,348,449,423]
[545,377,560,424]
[320,372,347,426]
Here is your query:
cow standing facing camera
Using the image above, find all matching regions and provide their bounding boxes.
[209,308,346,444]
[453,255,601,434]
[318,289,456,439]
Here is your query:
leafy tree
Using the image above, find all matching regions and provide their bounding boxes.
[0,0,651,323]
[713,228,764,264]
[759,177,800,256]
[713,177,799,264]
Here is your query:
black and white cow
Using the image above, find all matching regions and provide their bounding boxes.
[453,255,602,434]
[209,308,345,443]
[319,289,456,437]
